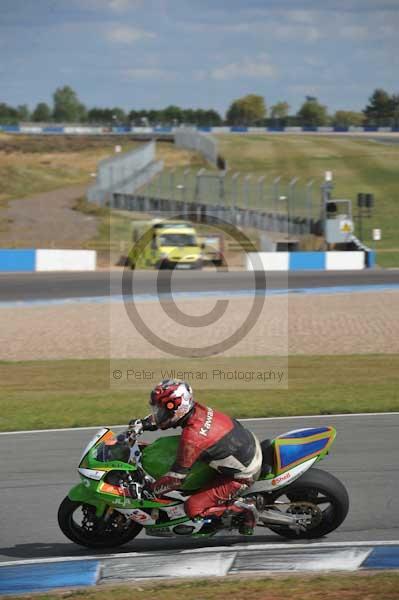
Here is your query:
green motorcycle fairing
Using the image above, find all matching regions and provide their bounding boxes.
[70,426,336,521]
[141,436,215,490]
[70,431,216,519]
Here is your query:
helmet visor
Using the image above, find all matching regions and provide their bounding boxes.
[150,400,171,427]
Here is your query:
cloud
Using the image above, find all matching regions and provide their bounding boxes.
[270,23,321,42]
[77,0,141,11]
[179,21,251,33]
[108,0,137,10]
[106,25,155,44]
[339,25,369,40]
[211,55,276,80]
[123,67,174,81]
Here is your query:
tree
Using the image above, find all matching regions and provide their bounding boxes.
[147,109,161,125]
[0,103,18,124]
[270,101,290,126]
[110,107,126,125]
[163,105,182,124]
[297,97,329,126]
[391,94,399,128]
[363,88,392,125]
[203,109,222,126]
[16,104,30,121]
[333,110,364,128]
[226,94,266,125]
[271,101,290,120]
[53,85,86,122]
[32,102,52,122]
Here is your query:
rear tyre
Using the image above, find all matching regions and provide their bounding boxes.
[266,468,349,539]
[58,496,142,549]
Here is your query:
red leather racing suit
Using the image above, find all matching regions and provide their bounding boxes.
[150,402,262,520]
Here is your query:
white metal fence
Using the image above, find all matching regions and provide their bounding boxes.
[174,128,219,165]
[87,141,163,205]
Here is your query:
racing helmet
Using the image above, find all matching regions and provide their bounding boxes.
[150,379,194,429]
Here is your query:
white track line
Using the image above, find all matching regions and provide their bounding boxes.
[1,541,398,568]
[1,412,398,435]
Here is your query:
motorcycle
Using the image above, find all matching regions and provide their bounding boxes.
[58,424,349,548]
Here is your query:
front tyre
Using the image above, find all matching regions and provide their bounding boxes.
[267,468,349,539]
[58,497,142,549]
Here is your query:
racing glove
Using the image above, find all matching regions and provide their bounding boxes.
[129,414,158,434]
[151,471,186,496]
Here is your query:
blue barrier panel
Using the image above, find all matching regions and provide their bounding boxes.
[289,252,325,271]
[267,127,285,132]
[0,249,36,272]
[230,126,248,132]
[0,560,99,595]
[334,126,349,132]
[391,127,399,132]
[2,125,20,132]
[112,126,131,133]
[43,127,64,133]
[364,126,378,132]
[366,250,376,268]
[197,127,212,132]
[153,127,172,132]
[302,126,318,132]
[362,546,399,569]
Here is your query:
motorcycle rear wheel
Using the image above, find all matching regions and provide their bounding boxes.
[58,496,142,549]
[264,468,349,539]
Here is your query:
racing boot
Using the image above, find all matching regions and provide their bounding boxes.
[233,499,258,536]
[197,516,222,535]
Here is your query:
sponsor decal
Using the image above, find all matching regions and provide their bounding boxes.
[113,497,126,505]
[199,407,214,437]
[164,504,186,519]
[131,509,151,523]
[272,471,291,486]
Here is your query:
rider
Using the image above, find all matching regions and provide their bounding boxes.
[132,378,263,535]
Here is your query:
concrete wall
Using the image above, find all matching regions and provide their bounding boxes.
[2,125,399,135]
[246,251,372,271]
[0,249,96,272]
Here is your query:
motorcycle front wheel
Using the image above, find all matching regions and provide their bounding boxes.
[58,496,142,549]
[261,468,349,539]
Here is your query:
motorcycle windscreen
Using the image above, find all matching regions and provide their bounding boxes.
[141,435,215,491]
[274,426,336,475]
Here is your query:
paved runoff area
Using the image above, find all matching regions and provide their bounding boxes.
[1,290,398,360]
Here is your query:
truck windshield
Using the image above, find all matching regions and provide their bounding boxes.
[158,234,197,247]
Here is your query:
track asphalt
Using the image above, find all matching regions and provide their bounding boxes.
[0,414,397,564]
[1,270,399,302]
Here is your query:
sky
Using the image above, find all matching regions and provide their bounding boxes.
[1,0,398,116]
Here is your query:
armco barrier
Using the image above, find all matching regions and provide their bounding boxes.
[246,251,371,271]
[0,249,96,272]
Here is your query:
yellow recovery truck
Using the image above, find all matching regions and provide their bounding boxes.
[129,220,203,270]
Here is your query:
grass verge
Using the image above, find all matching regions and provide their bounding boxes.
[4,573,399,600]
[1,354,398,431]
[218,134,399,264]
